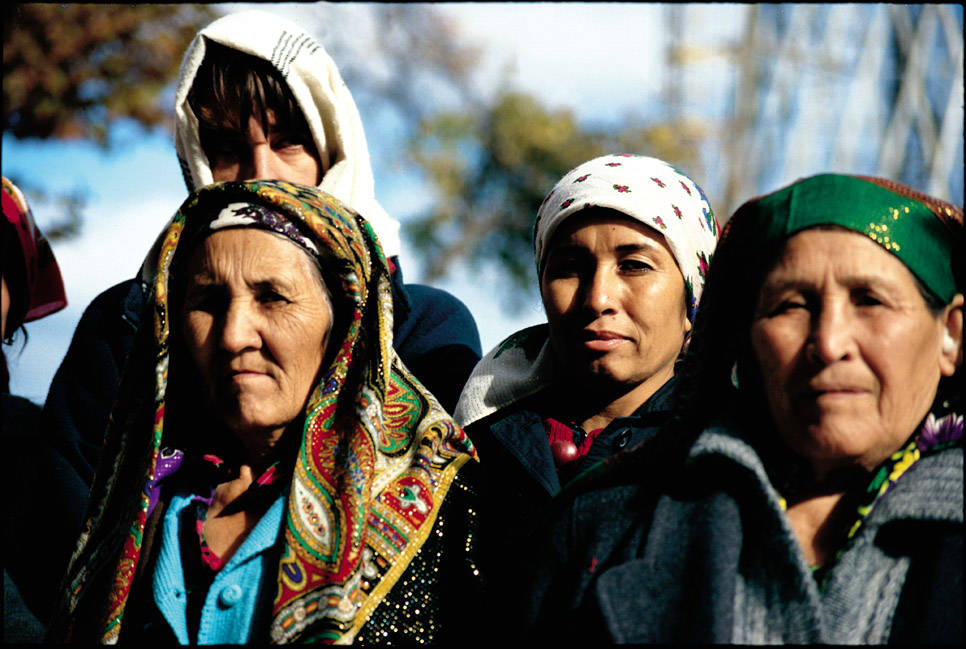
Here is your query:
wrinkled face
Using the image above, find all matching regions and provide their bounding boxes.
[182,229,332,451]
[540,211,691,396]
[207,109,321,186]
[750,229,962,475]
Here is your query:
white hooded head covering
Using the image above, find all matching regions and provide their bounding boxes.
[172,10,401,258]
[454,154,719,428]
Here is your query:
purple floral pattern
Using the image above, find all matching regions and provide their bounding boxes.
[916,412,963,452]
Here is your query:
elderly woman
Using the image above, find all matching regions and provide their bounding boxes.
[47,181,481,645]
[523,174,963,644]
[454,154,718,586]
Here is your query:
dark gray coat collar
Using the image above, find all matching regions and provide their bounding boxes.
[487,376,678,497]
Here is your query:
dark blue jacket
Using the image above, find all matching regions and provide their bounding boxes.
[467,377,677,644]
[3,393,85,629]
[33,261,480,624]
[466,377,676,546]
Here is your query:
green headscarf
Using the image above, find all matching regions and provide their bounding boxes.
[737,173,962,302]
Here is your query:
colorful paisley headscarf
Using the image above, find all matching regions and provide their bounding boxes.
[51,180,476,644]
[455,154,719,428]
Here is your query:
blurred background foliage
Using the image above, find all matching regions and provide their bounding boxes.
[3,3,963,309]
[3,4,217,143]
[3,3,217,241]
[405,93,702,301]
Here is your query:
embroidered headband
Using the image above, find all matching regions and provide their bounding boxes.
[738,173,963,302]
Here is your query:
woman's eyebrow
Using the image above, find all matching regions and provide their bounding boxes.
[548,242,590,255]
[186,269,216,285]
[251,276,298,293]
[762,272,903,296]
[615,241,661,254]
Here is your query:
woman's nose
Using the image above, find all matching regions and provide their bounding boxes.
[221,300,260,353]
[250,145,283,181]
[583,268,617,314]
[808,302,853,364]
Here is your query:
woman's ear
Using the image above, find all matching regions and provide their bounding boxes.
[939,293,963,376]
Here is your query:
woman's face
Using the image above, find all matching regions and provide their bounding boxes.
[540,211,691,396]
[182,228,332,453]
[750,228,962,475]
[208,110,321,187]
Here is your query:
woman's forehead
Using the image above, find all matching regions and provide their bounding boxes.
[549,209,671,253]
[763,228,922,292]
[187,228,314,278]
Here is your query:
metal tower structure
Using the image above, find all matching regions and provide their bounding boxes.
[666,4,964,221]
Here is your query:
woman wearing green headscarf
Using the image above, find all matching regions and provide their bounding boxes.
[520,174,963,644]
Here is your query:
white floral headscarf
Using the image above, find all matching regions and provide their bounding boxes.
[534,153,718,321]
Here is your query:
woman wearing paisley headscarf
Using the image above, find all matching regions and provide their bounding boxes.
[453,154,718,597]
[522,175,963,644]
[47,180,481,645]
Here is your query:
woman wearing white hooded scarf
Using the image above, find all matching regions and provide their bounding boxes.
[454,155,720,629]
[171,10,482,414]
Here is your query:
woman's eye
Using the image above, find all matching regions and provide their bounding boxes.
[185,289,223,313]
[545,257,582,278]
[768,300,807,316]
[272,134,310,151]
[259,289,289,304]
[200,130,242,162]
[619,259,652,273]
[852,289,883,307]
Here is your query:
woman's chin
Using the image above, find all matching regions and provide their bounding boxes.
[218,406,285,440]
[781,419,899,472]
[568,364,644,396]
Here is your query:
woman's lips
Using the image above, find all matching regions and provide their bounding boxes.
[581,330,629,352]
[227,368,269,382]
[811,388,864,399]
[799,384,870,405]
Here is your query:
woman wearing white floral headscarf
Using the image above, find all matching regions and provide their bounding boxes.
[454,154,718,603]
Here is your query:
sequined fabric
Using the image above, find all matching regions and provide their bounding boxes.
[354,467,485,645]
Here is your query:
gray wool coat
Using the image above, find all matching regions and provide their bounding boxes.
[520,421,963,644]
